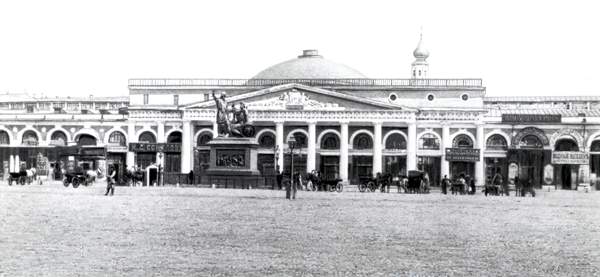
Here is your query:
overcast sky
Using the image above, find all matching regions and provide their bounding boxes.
[0,0,598,98]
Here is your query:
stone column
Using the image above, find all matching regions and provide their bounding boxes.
[407,121,417,170]
[475,124,485,186]
[275,121,285,172]
[181,121,192,174]
[126,123,136,170]
[307,121,317,173]
[340,121,349,183]
[372,121,383,176]
[441,124,450,179]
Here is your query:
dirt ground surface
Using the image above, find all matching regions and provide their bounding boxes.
[0,182,599,276]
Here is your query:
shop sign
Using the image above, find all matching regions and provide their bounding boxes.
[129,143,181,153]
[81,148,107,157]
[551,151,589,165]
[445,148,480,162]
[502,114,562,123]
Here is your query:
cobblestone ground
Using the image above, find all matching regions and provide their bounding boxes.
[0,182,599,276]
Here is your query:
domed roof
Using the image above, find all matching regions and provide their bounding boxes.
[413,34,429,59]
[252,50,367,79]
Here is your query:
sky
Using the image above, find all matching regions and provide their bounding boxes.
[0,0,598,98]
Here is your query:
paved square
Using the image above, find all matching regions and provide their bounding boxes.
[1,183,599,276]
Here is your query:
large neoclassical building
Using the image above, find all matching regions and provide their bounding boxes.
[2,36,600,189]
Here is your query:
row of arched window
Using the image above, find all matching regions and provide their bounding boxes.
[3,128,600,153]
[0,129,128,146]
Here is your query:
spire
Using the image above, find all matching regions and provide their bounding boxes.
[411,29,429,79]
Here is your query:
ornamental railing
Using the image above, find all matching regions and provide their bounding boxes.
[128,78,483,88]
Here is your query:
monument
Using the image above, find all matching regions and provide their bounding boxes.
[204,91,262,186]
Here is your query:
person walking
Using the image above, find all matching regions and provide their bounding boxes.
[441,175,450,195]
[469,177,476,195]
[291,171,299,200]
[105,165,115,196]
[276,166,283,190]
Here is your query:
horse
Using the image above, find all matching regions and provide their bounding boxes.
[85,170,97,185]
[124,168,144,186]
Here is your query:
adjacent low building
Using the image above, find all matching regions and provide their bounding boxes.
[2,36,599,189]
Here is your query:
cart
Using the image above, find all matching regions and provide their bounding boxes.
[8,172,27,186]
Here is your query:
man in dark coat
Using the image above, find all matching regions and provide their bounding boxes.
[105,165,115,196]
[441,175,449,195]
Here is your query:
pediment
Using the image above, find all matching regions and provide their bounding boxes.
[185,83,413,111]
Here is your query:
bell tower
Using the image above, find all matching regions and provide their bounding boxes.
[411,31,429,79]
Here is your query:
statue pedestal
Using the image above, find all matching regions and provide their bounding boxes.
[205,137,260,176]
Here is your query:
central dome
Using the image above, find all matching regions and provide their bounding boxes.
[251,50,367,79]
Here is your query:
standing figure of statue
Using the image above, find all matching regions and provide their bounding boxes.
[212,91,230,137]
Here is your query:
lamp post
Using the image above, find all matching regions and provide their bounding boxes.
[288,137,297,183]
[274,145,280,172]
[158,152,163,187]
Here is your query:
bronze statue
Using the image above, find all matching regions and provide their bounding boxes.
[212,91,230,137]
[212,91,255,138]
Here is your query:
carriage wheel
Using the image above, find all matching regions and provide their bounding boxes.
[336,182,343,193]
[358,183,367,192]
[328,184,335,192]
[367,181,376,192]
[72,178,80,188]
[63,178,70,187]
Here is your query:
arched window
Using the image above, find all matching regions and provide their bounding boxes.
[419,133,439,150]
[591,140,600,152]
[167,131,182,144]
[321,133,339,150]
[555,139,579,152]
[353,133,373,150]
[0,130,9,145]
[289,132,307,148]
[258,132,275,148]
[385,133,406,150]
[197,133,212,147]
[486,134,507,150]
[22,130,39,146]
[453,134,474,149]
[520,135,543,149]
[51,131,68,146]
[139,131,156,144]
[108,131,127,146]
[77,134,97,146]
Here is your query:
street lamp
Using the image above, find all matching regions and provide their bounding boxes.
[158,152,163,186]
[287,137,297,181]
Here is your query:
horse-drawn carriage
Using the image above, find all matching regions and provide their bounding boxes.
[358,173,391,193]
[8,168,41,186]
[406,170,429,194]
[63,170,95,188]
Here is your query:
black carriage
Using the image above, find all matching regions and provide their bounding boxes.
[406,170,427,194]
[358,174,391,193]
[321,178,343,192]
[63,171,92,188]
[8,171,27,186]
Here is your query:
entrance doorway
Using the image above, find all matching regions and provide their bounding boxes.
[351,155,373,183]
[450,161,475,180]
[320,156,339,180]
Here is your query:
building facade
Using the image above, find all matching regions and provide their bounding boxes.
[2,37,600,189]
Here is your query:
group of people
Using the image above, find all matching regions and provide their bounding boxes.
[441,174,476,195]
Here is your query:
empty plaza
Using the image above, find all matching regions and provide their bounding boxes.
[0,184,599,276]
